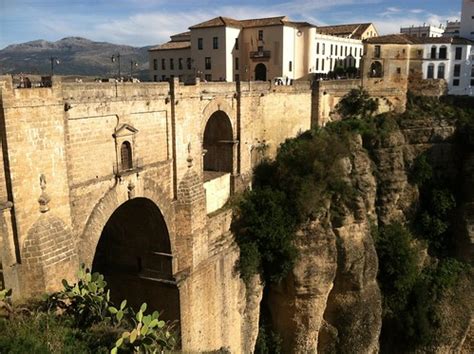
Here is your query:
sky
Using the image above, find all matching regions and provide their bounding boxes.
[0,0,461,49]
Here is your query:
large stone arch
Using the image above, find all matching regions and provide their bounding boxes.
[91,196,180,322]
[79,177,175,269]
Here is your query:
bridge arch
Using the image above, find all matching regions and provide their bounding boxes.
[91,197,180,322]
[79,177,175,270]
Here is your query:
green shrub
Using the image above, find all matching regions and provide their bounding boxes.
[334,87,379,120]
[232,188,297,284]
[255,324,282,354]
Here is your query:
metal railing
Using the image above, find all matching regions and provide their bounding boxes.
[249,50,271,59]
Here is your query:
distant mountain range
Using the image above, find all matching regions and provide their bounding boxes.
[0,37,152,80]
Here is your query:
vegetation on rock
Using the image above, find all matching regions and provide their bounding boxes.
[233,88,473,352]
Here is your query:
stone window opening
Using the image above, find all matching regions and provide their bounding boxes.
[427,63,435,79]
[437,63,445,79]
[120,141,133,171]
[430,46,437,59]
[113,123,139,176]
[439,46,447,60]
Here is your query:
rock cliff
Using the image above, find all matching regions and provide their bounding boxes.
[253,98,473,353]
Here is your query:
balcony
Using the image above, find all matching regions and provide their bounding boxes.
[250,50,271,60]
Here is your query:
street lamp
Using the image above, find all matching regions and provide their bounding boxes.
[50,57,60,76]
[130,60,138,79]
[111,53,121,79]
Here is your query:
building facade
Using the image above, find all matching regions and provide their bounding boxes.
[362,34,474,96]
[400,25,445,38]
[444,20,461,37]
[461,0,474,40]
[149,16,377,83]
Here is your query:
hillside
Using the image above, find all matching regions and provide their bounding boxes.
[0,37,151,80]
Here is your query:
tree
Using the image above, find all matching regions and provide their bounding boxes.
[335,87,379,120]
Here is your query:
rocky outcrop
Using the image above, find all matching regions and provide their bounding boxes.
[268,137,382,353]
[263,114,473,353]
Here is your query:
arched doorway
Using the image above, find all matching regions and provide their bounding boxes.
[255,63,267,81]
[369,61,383,77]
[92,197,179,323]
[203,111,233,173]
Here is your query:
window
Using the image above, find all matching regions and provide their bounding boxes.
[235,74,240,81]
[374,45,381,58]
[439,46,447,59]
[453,79,460,86]
[153,59,157,70]
[350,47,352,55]
[153,75,157,82]
[205,57,211,70]
[235,38,239,50]
[161,75,166,81]
[431,46,437,59]
[396,67,401,74]
[235,57,239,70]
[437,63,445,79]
[417,50,423,57]
[205,74,212,81]
[161,58,166,70]
[471,65,474,77]
[341,46,343,56]
[471,79,474,86]
[316,58,319,71]
[330,58,333,70]
[258,30,263,40]
[257,46,263,52]
[289,61,292,72]
[316,42,320,54]
[187,58,192,70]
[330,44,333,55]
[322,43,325,55]
[170,58,174,70]
[213,37,219,49]
[120,141,133,170]
[198,38,203,50]
[427,64,434,79]
[454,64,461,77]
[178,58,183,70]
[455,47,463,60]
[322,59,325,71]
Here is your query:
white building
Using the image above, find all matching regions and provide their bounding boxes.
[444,20,461,37]
[149,16,377,82]
[400,24,444,38]
[421,37,474,96]
[460,0,474,40]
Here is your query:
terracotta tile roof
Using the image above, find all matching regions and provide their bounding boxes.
[365,34,474,45]
[317,23,374,39]
[189,16,242,29]
[240,16,288,27]
[188,15,314,30]
[170,31,191,40]
[364,34,420,45]
[148,41,191,51]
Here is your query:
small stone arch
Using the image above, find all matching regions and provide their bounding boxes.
[369,61,383,78]
[203,111,234,173]
[201,98,236,138]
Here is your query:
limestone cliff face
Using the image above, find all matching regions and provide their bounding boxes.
[268,137,382,353]
[263,115,473,353]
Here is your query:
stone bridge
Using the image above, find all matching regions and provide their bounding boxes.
[0,76,312,352]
